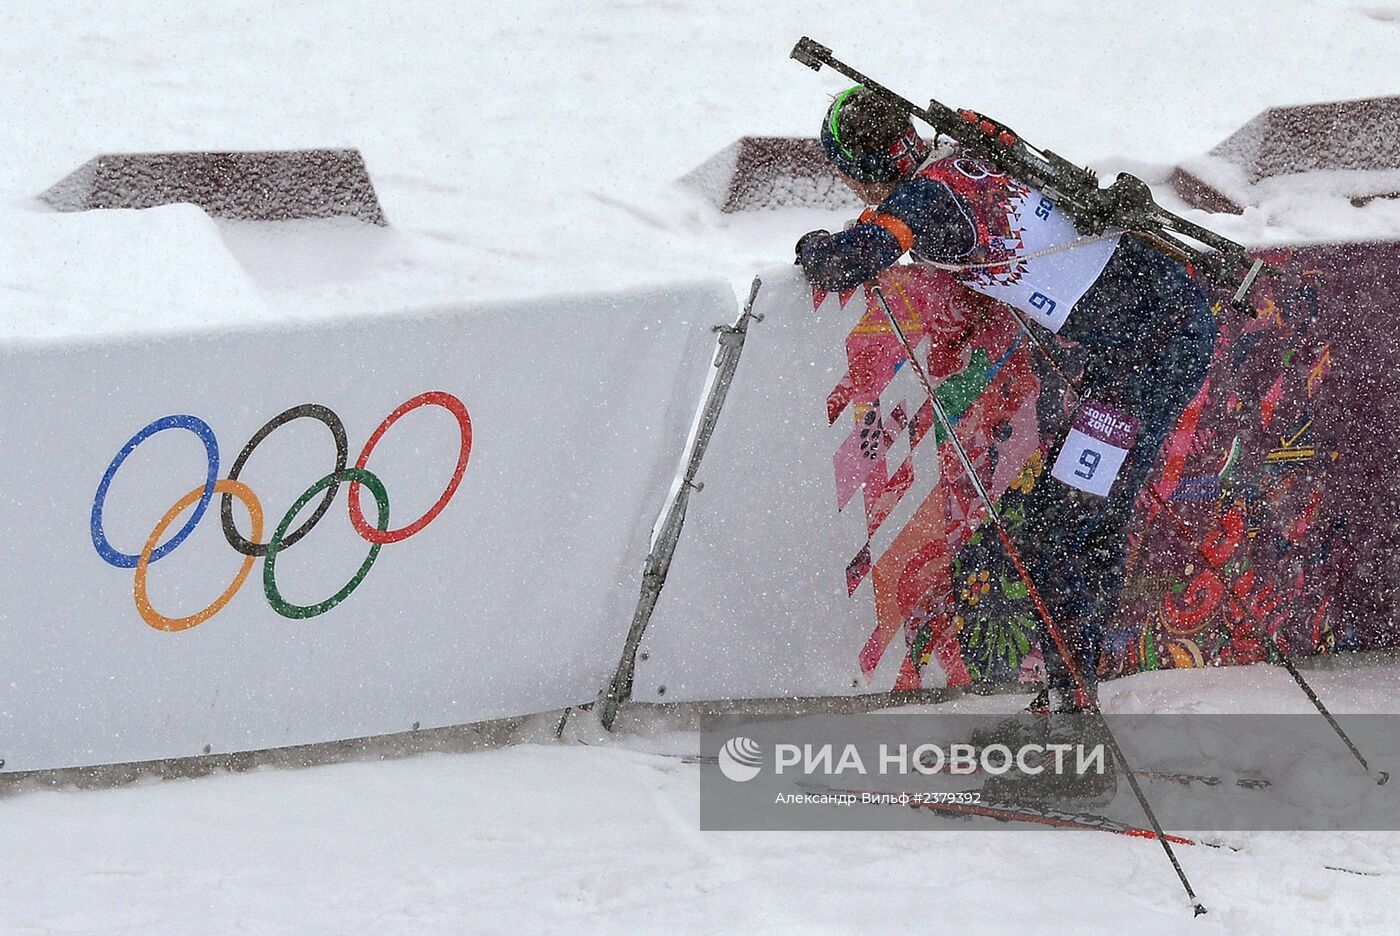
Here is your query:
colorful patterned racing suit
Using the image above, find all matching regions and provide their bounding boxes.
[799,153,1218,697]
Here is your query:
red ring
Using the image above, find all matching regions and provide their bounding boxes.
[348,391,472,544]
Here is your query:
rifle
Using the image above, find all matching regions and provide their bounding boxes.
[791,37,1271,314]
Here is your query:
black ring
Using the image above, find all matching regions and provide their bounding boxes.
[220,404,348,557]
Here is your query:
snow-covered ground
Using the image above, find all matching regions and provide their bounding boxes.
[5,662,1399,935]
[4,1,1400,341]
[5,1,1400,933]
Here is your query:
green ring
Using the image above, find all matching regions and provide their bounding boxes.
[829,85,863,159]
[263,467,389,619]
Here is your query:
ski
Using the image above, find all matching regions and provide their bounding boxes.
[798,782,1384,877]
[1131,768,1271,791]
[921,752,1273,791]
[798,780,1233,848]
[618,751,1380,876]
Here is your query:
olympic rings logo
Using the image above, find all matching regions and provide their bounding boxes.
[90,391,472,631]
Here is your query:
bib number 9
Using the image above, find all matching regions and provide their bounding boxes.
[1050,400,1141,497]
[1073,448,1101,480]
[1051,433,1130,497]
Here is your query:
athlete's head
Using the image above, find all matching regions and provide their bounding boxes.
[820,86,929,194]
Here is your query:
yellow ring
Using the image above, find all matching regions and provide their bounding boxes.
[133,479,263,632]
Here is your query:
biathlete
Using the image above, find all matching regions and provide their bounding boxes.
[797,86,1218,716]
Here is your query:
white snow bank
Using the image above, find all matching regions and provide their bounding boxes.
[4,1,1400,341]
[1,203,270,343]
[5,661,1399,935]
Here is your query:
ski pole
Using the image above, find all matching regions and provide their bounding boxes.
[995,298,1389,785]
[868,283,1208,917]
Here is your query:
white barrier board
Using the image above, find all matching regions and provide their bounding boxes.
[0,283,729,771]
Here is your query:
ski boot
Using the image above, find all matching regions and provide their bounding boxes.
[964,687,1053,752]
[981,689,1118,807]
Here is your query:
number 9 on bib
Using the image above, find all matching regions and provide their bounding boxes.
[1050,400,1141,498]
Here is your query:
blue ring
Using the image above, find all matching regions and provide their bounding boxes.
[91,415,219,569]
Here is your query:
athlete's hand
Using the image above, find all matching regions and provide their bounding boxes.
[795,229,829,263]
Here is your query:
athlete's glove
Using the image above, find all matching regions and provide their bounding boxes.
[795,229,829,263]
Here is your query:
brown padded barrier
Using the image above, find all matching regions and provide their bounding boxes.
[40,148,387,225]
